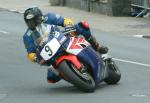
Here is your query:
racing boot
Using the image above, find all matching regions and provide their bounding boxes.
[47,66,61,83]
[88,35,108,54]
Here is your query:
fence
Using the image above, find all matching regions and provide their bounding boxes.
[131,0,150,17]
[131,0,150,8]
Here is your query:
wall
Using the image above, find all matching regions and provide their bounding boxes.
[50,0,131,16]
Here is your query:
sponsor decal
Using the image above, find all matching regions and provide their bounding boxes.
[26,14,34,19]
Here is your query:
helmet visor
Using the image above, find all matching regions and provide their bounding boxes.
[26,19,37,29]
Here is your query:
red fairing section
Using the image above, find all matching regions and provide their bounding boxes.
[69,37,85,49]
[55,54,81,69]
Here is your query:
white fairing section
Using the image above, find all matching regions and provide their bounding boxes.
[66,46,82,55]
[40,38,61,60]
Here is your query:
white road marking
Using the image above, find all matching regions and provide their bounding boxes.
[133,35,150,39]
[0,94,7,100]
[0,30,8,34]
[130,94,149,97]
[113,58,150,67]
[133,35,143,38]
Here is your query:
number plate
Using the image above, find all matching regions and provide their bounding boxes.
[40,38,61,60]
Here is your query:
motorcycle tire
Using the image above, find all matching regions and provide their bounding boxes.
[57,60,96,92]
[104,59,121,84]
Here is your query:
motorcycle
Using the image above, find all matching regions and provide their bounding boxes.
[39,26,121,92]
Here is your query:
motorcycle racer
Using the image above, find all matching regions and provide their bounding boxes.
[23,7,108,83]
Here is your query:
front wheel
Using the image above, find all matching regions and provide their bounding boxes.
[104,59,121,84]
[57,61,96,92]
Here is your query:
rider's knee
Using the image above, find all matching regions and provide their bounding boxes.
[78,21,90,30]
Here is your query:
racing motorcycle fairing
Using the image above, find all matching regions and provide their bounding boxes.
[65,37,108,84]
[40,28,108,85]
[77,47,107,84]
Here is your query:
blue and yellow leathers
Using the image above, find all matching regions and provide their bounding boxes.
[23,12,92,83]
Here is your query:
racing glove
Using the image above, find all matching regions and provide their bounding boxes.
[27,53,37,62]
[63,17,74,27]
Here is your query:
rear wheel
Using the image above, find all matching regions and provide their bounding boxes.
[57,61,95,92]
[104,58,121,84]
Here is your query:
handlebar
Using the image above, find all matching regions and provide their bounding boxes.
[62,25,77,35]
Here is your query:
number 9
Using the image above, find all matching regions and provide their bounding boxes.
[45,46,53,56]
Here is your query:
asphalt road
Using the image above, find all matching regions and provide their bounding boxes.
[0,11,150,103]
